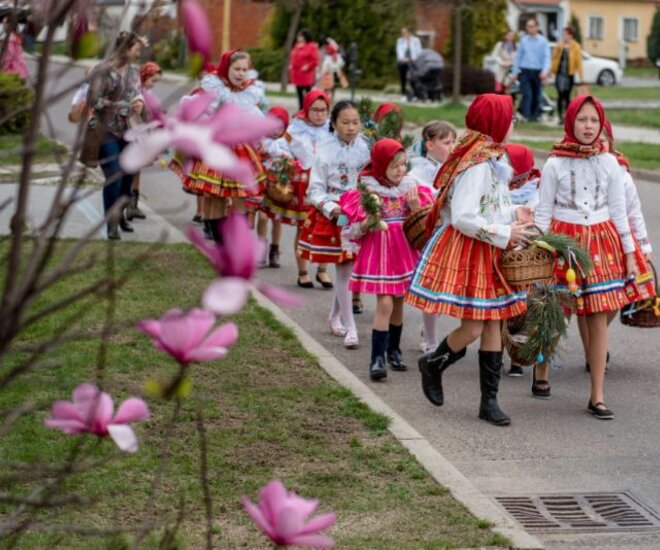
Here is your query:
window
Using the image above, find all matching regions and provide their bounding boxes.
[588,16,603,40]
[416,30,436,50]
[623,17,638,42]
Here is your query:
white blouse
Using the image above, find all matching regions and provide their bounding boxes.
[262,136,294,166]
[535,154,634,253]
[405,155,442,194]
[287,118,331,170]
[201,74,268,116]
[307,133,370,219]
[509,177,540,208]
[620,164,652,254]
[447,158,517,250]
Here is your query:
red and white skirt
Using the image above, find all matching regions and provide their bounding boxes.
[259,167,311,227]
[550,219,655,314]
[297,209,353,264]
[180,143,265,199]
[405,225,527,320]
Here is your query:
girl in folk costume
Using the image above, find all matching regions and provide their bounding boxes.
[255,106,292,268]
[318,38,346,101]
[173,49,268,241]
[406,94,534,426]
[502,143,542,380]
[288,90,333,289]
[407,121,458,354]
[576,119,653,375]
[298,100,371,348]
[340,139,433,380]
[534,96,655,420]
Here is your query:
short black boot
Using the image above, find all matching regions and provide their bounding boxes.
[369,329,389,381]
[269,244,281,268]
[386,323,407,371]
[207,218,224,243]
[119,210,134,233]
[478,350,511,426]
[125,189,146,220]
[107,220,120,240]
[418,336,466,406]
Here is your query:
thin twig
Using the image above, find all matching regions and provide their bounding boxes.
[196,404,214,550]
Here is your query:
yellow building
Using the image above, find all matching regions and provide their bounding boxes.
[570,0,660,63]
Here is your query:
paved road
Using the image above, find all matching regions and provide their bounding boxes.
[26,59,660,548]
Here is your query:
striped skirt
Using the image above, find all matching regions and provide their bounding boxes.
[297,209,353,264]
[180,143,265,199]
[406,225,527,321]
[550,219,655,314]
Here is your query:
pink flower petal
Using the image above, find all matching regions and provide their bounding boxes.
[255,281,305,308]
[242,496,276,540]
[177,92,215,123]
[90,392,114,435]
[209,103,282,145]
[49,400,84,423]
[112,398,150,424]
[275,505,305,539]
[182,0,212,62]
[120,131,173,173]
[259,480,288,527]
[220,214,259,278]
[186,225,224,269]
[201,322,239,350]
[298,512,337,535]
[160,308,215,356]
[44,418,88,434]
[136,318,163,339]
[202,278,250,316]
[107,424,139,453]
[185,346,229,362]
[72,383,98,404]
[288,534,335,548]
[143,90,165,124]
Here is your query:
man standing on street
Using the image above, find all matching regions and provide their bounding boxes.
[396,27,422,101]
[511,18,550,122]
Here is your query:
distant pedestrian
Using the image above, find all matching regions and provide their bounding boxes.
[511,18,550,122]
[289,29,319,110]
[395,27,421,100]
[318,37,346,101]
[491,30,516,93]
[551,26,583,125]
[22,14,38,54]
[1,15,29,81]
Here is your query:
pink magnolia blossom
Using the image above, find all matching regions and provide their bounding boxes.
[186,214,303,315]
[137,308,238,365]
[182,0,212,62]
[120,91,280,182]
[45,383,149,453]
[242,480,336,548]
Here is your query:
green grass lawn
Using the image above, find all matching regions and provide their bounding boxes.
[624,66,660,79]
[606,108,660,130]
[544,85,660,102]
[0,241,508,549]
[511,138,660,171]
[0,134,69,165]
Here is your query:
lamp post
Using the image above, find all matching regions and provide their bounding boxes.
[347,42,362,102]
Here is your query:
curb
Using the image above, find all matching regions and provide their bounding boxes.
[250,289,544,550]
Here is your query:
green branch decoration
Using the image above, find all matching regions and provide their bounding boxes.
[357,97,413,150]
[530,231,592,293]
[357,182,387,231]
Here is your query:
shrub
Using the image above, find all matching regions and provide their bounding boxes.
[440,65,496,95]
[648,7,660,65]
[247,47,284,83]
[0,72,34,135]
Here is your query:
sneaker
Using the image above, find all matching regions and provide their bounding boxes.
[507,365,524,377]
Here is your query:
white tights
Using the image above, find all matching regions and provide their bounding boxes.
[330,262,356,334]
[422,312,439,349]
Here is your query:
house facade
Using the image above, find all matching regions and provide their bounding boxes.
[570,0,659,64]
[508,0,569,42]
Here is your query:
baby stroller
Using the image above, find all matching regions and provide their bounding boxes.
[508,76,555,121]
[407,49,444,102]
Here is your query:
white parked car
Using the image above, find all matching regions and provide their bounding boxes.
[483,46,623,87]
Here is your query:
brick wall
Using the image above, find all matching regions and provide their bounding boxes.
[415,1,451,53]
[201,0,274,61]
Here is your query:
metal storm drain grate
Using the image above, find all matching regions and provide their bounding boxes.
[496,492,660,533]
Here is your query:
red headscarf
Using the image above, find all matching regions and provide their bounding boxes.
[603,118,631,172]
[296,89,330,121]
[268,106,290,132]
[325,40,339,62]
[140,62,162,85]
[372,103,401,123]
[426,94,513,236]
[505,143,541,190]
[359,138,405,187]
[216,49,254,91]
[550,95,604,158]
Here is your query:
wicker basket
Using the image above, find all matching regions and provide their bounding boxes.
[264,175,294,204]
[620,262,660,328]
[502,316,534,366]
[403,205,431,251]
[500,242,554,288]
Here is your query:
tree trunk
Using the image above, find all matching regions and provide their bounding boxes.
[280,0,304,93]
[452,2,462,103]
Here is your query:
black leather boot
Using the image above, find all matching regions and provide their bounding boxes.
[386,323,407,371]
[119,211,134,232]
[125,189,146,220]
[369,329,388,381]
[478,350,511,426]
[107,221,120,240]
[207,218,223,243]
[418,336,466,406]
